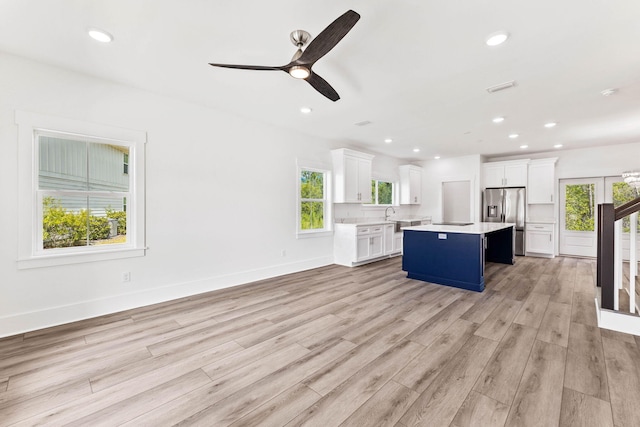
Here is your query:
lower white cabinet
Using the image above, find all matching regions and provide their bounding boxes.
[356,225,384,261]
[394,232,403,254]
[334,222,401,267]
[526,223,555,258]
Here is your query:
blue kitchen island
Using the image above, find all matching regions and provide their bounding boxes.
[402,222,515,292]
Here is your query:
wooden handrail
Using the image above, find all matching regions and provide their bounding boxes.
[615,195,640,221]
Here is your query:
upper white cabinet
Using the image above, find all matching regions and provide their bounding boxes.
[332,148,374,203]
[399,165,422,204]
[483,160,529,188]
[527,158,557,204]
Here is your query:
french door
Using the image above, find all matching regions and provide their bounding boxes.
[605,176,640,261]
[560,177,640,258]
[559,178,603,257]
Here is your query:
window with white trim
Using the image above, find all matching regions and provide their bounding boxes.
[297,166,331,236]
[16,111,146,268]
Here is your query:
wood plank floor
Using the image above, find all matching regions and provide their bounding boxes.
[2,256,640,426]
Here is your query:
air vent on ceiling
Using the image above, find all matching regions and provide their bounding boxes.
[354,120,372,127]
[486,80,517,93]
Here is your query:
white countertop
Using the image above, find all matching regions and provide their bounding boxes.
[402,222,515,235]
[334,220,395,227]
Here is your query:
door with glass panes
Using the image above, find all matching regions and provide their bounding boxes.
[560,177,639,257]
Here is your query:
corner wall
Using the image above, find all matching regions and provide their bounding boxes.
[0,53,336,337]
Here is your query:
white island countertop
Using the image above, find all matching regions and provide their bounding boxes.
[402,222,515,235]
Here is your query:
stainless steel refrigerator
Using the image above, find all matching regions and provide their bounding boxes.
[483,187,526,255]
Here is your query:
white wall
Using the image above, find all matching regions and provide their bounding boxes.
[0,53,338,337]
[415,155,483,223]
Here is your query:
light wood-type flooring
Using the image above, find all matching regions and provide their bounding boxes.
[2,256,640,426]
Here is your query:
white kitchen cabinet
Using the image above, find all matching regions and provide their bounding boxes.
[394,232,403,254]
[526,223,555,258]
[331,148,374,203]
[527,158,557,204]
[334,222,399,267]
[399,165,422,204]
[483,160,529,188]
[384,224,394,254]
[355,225,384,262]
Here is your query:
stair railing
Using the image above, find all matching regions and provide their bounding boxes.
[597,196,640,312]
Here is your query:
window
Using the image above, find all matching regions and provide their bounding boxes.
[368,179,394,205]
[297,166,331,236]
[612,181,640,232]
[564,183,595,231]
[16,111,146,268]
[38,132,130,249]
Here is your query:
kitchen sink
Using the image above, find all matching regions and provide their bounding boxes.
[393,220,423,233]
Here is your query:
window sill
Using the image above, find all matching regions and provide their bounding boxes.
[296,230,333,239]
[17,247,146,269]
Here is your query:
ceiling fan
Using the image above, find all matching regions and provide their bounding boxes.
[208,10,360,102]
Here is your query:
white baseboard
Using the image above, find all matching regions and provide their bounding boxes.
[0,256,333,338]
[595,297,640,336]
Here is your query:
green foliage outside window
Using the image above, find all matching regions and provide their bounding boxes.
[565,184,595,231]
[612,182,640,232]
[368,180,393,205]
[43,197,126,248]
[300,170,325,230]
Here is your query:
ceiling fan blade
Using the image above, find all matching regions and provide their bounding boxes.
[209,63,282,71]
[298,10,360,65]
[305,72,340,102]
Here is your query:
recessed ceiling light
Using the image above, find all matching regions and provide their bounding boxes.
[509,133,519,139]
[87,28,113,43]
[434,156,441,160]
[520,145,528,149]
[486,31,509,47]
[384,138,393,144]
[300,107,312,114]
[554,144,563,149]
[544,122,557,128]
[413,148,420,153]
[601,88,617,97]
[492,117,505,123]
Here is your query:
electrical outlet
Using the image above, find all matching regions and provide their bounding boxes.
[122,272,131,282]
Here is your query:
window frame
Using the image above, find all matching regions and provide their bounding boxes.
[16,111,146,269]
[366,178,397,206]
[296,163,332,238]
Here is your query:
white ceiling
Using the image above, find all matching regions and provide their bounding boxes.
[2,0,640,162]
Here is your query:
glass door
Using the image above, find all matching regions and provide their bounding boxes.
[605,176,640,261]
[559,178,604,257]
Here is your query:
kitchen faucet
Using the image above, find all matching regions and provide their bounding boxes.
[384,206,396,221]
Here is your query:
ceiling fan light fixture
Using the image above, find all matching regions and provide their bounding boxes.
[289,66,310,79]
